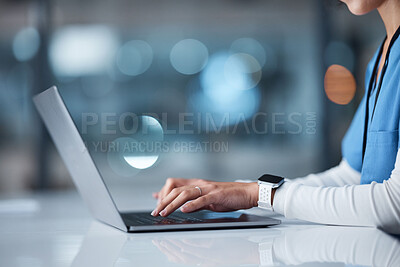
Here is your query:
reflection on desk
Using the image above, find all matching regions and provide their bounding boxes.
[1,192,399,267]
[73,222,400,267]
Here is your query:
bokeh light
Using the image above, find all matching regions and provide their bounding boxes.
[116,40,153,76]
[187,51,261,126]
[139,116,164,141]
[201,52,261,102]
[224,53,262,91]
[189,86,261,127]
[170,39,208,75]
[49,25,118,77]
[200,52,241,103]
[12,27,40,62]
[107,137,141,177]
[230,37,266,67]
[123,115,163,169]
[123,154,159,170]
[324,64,356,105]
[107,116,163,177]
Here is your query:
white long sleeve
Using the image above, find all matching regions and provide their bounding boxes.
[290,159,361,187]
[273,149,400,234]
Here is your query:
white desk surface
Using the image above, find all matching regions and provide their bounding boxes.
[0,190,399,267]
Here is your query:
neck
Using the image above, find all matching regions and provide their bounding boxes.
[378,0,400,39]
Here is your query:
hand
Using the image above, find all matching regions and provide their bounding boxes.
[152,178,211,203]
[151,178,259,217]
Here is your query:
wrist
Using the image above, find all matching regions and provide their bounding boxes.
[257,175,284,211]
[249,182,259,207]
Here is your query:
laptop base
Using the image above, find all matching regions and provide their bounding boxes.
[121,210,280,232]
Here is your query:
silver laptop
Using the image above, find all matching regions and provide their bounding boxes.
[33,86,280,232]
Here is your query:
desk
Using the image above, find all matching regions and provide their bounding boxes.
[0,190,399,267]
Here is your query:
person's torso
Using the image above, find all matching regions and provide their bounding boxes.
[342,27,400,184]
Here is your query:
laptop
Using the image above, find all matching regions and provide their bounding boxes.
[33,86,280,232]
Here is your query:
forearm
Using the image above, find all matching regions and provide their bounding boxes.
[270,150,400,234]
[272,178,400,234]
[246,160,360,207]
[290,159,360,187]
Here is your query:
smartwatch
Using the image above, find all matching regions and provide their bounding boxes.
[257,174,284,211]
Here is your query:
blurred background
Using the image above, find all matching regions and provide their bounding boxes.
[0,0,385,202]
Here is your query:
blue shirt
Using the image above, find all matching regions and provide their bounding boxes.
[342,27,400,184]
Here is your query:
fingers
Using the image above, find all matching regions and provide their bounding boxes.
[160,189,197,216]
[152,187,202,217]
[157,178,191,202]
[180,194,215,213]
[155,178,204,202]
[157,178,177,202]
[152,179,216,216]
[153,187,182,216]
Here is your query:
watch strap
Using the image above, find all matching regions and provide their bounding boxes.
[258,182,273,211]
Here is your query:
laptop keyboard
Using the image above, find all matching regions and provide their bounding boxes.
[123,212,204,226]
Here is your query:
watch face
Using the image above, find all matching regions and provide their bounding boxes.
[258,174,284,184]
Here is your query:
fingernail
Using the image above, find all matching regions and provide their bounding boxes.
[180,205,187,212]
[151,209,157,216]
[160,209,167,216]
